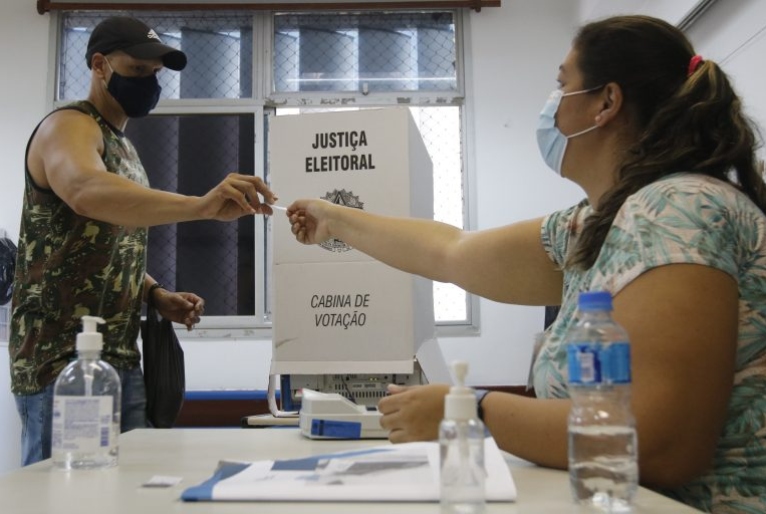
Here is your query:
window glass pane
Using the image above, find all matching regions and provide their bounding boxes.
[274,12,457,93]
[272,106,466,322]
[125,114,256,316]
[59,12,254,101]
[409,106,467,323]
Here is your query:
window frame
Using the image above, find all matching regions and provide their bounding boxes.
[49,9,480,338]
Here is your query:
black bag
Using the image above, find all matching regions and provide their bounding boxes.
[141,296,185,428]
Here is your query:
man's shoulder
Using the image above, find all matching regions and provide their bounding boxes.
[45,102,98,125]
[27,102,105,188]
[34,104,102,143]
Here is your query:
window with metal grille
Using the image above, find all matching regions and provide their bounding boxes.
[59,12,253,100]
[273,12,457,93]
[56,10,471,328]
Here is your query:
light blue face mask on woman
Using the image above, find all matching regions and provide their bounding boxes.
[536,87,601,175]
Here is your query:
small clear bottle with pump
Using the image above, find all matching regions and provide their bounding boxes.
[52,316,121,470]
[439,361,486,514]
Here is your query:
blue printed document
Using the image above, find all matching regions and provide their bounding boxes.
[181,437,516,502]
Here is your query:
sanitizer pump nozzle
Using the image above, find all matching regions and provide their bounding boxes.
[444,361,477,421]
[77,315,105,352]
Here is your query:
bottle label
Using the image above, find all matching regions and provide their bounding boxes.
[567,342,631,385]
[52,397,114,453]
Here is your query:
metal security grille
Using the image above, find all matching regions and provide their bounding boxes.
[274,12,456,93]
[125,115,256,316]
[59,12,254,101]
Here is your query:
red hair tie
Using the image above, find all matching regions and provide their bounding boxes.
[688,54,704,77]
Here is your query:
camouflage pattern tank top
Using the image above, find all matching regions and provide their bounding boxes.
[10,101,149,395]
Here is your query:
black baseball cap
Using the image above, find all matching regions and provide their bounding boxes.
[86,16,187,71]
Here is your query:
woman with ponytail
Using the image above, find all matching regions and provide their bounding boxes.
[286,15,766,512]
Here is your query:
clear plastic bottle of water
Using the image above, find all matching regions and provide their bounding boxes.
[567,291,638,512]
[52,316,121,470]
[439,361,486,514]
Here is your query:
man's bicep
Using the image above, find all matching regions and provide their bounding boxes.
[37,112,106,201]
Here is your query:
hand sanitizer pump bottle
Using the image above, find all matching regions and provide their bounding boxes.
[439,361,486,514]
[52,316,121,470]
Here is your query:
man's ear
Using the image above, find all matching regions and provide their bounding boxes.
[91,53,109,79]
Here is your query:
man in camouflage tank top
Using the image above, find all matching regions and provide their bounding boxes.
[10,16,278,466]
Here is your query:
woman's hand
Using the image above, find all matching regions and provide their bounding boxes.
[378,383,451,443]
[152,289,205,331]
[286,199,336,245]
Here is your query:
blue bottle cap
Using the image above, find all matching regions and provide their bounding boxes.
[577,291,613,312]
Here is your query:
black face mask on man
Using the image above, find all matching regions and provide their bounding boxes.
[104,59,161,118]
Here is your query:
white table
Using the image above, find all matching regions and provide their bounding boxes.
[0,428,703,513]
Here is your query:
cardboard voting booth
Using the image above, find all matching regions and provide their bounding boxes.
[270,108,435,376]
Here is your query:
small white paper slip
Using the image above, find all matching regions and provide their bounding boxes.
[270,205,287,212]
[142,475,184,488]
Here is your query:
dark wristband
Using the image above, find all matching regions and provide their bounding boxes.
[147,282,165,303]
[475,388,490,421]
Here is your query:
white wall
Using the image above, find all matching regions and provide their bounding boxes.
[578,0,704,25]
[685,0,766,156]
[2,0,763,476]
[0,5,49,236]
